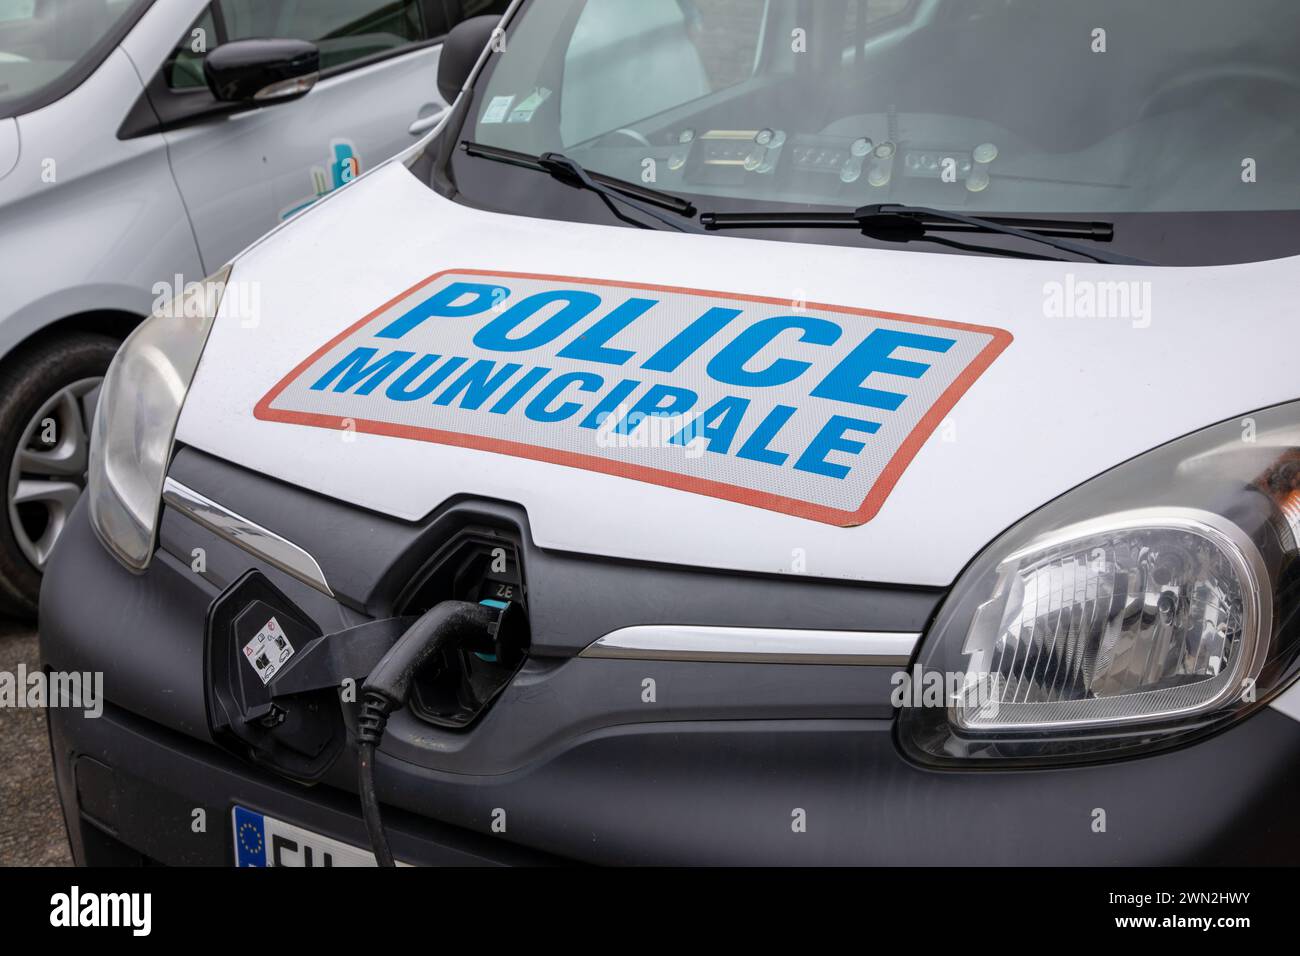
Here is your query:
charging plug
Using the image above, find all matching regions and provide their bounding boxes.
[355,600,498,866]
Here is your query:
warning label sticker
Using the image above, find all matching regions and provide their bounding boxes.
[242,616,295,686]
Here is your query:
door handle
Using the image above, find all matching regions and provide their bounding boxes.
[408,109,448,136]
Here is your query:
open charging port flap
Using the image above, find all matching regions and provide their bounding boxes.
[205,571,412,782]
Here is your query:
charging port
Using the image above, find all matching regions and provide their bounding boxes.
[398,528,530,729]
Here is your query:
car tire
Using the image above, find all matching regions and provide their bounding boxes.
[0,333,121,619]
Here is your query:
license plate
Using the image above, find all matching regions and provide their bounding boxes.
[232,806,405,867]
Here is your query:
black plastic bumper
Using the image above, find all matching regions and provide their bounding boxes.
[41,492,1300,865]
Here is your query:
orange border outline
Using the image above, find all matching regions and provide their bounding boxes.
[254,269,1013,527]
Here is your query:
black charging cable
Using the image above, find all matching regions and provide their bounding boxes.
[355,600,497,867]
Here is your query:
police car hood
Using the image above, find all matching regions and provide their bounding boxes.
[176,161,1300,588]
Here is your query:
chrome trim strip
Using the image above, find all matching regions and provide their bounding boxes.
[161,477,334,597]
[579,625,918,666]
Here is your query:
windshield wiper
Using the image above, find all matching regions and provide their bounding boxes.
[701,203,1147,265]
[461,141,704,233]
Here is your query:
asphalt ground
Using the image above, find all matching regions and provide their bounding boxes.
[0,623,72,866]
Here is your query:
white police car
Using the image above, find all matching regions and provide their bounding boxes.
[41,0,1300,865]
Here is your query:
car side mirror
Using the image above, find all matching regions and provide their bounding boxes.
[204,39,321,104]
[437,15,502,104]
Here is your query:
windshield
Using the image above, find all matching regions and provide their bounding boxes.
[447,0,1300,265]
[0,0,144,117]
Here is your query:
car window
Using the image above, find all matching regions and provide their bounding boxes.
[0,1,35,24]
[0,0,142,114]
[557,0,910,146]
[166,0,514,91]
[560,0,766,146]
[165,7,217,90]
[165,0,426,90]
[462,0,1300,266]
[223,0,427,71]
[849,0,913,30]
[426,0,513,39]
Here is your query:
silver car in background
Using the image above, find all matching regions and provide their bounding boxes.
[0,0,508,615]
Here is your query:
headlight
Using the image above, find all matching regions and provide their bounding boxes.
[900,400,1300,766]
[87,266,230,571]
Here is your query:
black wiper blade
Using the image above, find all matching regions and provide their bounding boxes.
[702,203,1146,265]
[461,141,703,233]
[861,204,1143,264]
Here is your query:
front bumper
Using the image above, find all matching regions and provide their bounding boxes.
[40,452,1300,865]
